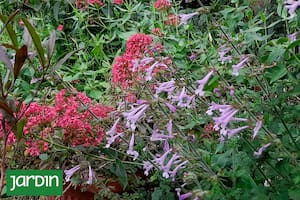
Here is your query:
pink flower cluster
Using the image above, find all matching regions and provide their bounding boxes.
[154,0,171,10]
[75,0,103,9]
[0,113,16,145]
[0,89,113,156]
[112,33,168,89]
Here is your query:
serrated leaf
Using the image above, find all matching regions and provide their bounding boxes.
[51,48,82,73]
[111,159,128,189]
[14,45,28,78]
[0,45,13,74]
[48,31,56,61]
[22,18,46,67]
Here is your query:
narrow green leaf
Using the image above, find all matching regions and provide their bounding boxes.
[287,39,300,50]
[16,119,27,141]
[51,48,82,73]
[14,45,28,78]
[21,18,46,67]
[0,13,19,48]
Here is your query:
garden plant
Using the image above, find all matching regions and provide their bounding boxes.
[0,0,300,199]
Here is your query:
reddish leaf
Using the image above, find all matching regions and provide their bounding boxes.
[14,45,28,78]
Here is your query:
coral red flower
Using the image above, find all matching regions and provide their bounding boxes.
[152,28,164,37]
[125,33,153,57]
[57,24,64,31]
[112,54,135,89]
[113,0,124,5]
[165,14,179,27]
[154,0,171,10]
[88,0,104,6]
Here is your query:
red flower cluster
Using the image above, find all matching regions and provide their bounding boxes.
[125,33,153,57]
[154,0,171,10]
[112,33,170,89]
[0,113,16,146]
[113,0,124,5]
[0,90,113,156]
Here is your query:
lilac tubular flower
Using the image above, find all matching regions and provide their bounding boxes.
[213,88,222,97]
[123,103,149,131]
[232,56,249,76]
[132,57,154,72]
[126,133,139,160]
[285,0,300,17]
[254,143,271,157]
[195,71,214,96]
[223,125,249,138]
[206,102,232,116]
[86,163,95,185]
[106,133,123,148]
[176,188,193,200]
[253,120,262,139]
[143,161,154,176]
[64,165,81,182]
[172,87,194,108]
[154,149,172,167]
[164,140,170,152]
[145,62,168,81]
[189,53,198,61]
[213,108,239,130]
[162,154,181,178]
[218,45,232,64]
[165,102,177,112]
[150,128,174,141]
[170,160,188,181]
[288,32,297,42]
[106,118,120,136]
[155,80,176,98]
[167,119,172,135]
[179,12,198,25]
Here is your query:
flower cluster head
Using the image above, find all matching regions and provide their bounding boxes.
[0,112,16,145]
[154,0,171,10]
[112,33,169,89]
[19,89,113,156]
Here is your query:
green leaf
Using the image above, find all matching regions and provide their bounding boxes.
[289,187,300,200]
[266,65,288,84]
[287,39,300,50]
[51,48,82,73]
[14,45,28,79]
[1,185,7,196]
[111,159,128,189]
[0,12,19,48]
[16,119,27,141]
[21,18,46,67]
[39,153,48,161]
